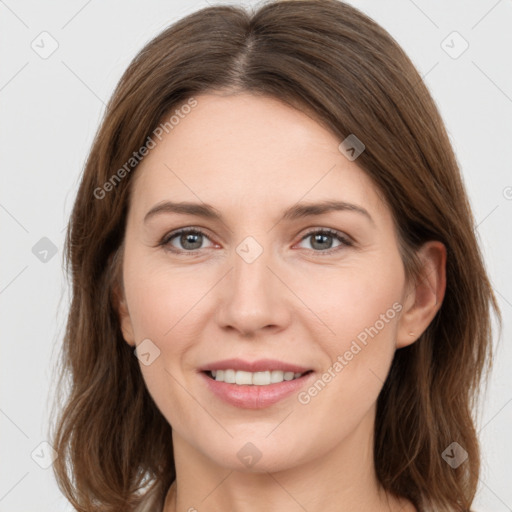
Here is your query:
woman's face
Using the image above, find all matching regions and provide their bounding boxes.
[117,92,425,473]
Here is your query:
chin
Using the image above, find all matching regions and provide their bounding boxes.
[200,437,310,474]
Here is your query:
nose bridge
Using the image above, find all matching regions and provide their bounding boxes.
[233,236,272,294]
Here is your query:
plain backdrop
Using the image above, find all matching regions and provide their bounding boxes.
[0,0,511,510]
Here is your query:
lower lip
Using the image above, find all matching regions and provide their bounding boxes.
[199,371,315,409]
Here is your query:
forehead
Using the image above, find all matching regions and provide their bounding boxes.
[129,92,388,223]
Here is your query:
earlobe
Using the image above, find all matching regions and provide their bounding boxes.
[396,241,447,349]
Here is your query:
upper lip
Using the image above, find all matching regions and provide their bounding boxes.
[199,358,312,374]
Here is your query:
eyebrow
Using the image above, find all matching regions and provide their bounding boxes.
[143,199,374,225]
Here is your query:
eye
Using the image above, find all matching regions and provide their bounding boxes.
[159,227,353,256]
[160,228,215,254]
[296,228,353,254]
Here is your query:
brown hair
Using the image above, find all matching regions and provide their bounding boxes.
[49,1,501,511]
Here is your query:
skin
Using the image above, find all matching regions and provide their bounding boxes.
[115,91,446,512]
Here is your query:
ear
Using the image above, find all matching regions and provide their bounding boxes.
[112,283,136,347]
[396,240,446,349]
[110,253,136,347]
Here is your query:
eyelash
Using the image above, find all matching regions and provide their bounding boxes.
[159,227,354,256]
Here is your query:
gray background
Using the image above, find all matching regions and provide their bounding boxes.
[0,0,511,510]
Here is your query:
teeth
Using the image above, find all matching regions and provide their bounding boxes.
[210,369,305,385]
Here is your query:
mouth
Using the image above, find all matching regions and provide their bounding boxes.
[199,368,316,409]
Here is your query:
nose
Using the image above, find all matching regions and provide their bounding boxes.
[215,239,292,337]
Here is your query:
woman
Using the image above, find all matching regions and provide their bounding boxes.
[50,1,501,511]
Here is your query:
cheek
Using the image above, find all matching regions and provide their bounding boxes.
[123,259,206,426]
[123,254,207,342]
[302,255,404,396]
[295,254,404,346]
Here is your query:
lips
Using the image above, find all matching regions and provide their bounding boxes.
[197,358,315,409]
